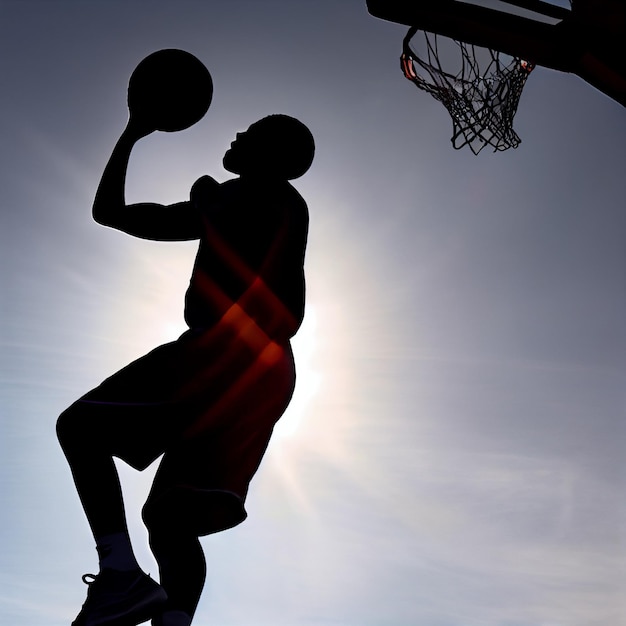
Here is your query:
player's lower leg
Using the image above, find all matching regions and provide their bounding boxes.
[149,530,206,626]
[57,405,138,571]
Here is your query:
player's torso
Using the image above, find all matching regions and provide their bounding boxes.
[184,178,308,338]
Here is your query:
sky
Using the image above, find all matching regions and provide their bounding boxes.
[1,1,625,625]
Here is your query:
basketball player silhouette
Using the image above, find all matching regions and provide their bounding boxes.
[56,62,314,625]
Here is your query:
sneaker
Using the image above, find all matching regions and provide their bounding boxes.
[71,568,168,626]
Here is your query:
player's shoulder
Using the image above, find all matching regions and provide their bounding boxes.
[223,178,308,215]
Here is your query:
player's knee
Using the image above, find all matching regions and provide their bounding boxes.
[143,488,246,538]
[142,490,202,537]
[56,407,76,451]
[56,402,92,450]
[142,499,177,536]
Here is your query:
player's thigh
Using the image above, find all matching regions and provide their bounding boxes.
[57,340,191,465]
[57,398,182,470]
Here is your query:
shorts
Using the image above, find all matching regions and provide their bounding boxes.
[76,325,296,535]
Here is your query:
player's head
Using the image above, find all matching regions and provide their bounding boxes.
[223,115,315,181]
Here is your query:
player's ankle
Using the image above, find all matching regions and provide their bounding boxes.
[96,531,141,571]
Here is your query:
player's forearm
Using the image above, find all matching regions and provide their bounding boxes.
[92,126,141,226]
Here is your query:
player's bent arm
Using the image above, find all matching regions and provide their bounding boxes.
[92,123,202,241]
[108,201,201,241]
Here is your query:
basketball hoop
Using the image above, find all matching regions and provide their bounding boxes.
[368,0,625,151]
[401,26,535,154]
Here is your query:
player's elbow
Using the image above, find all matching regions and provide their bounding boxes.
[92,208,108,226]
[92,188,126,227]
[92,211,115,229]
[92,201,122,228]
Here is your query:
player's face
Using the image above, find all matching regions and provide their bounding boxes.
[223,123,263,174]
[223,133,243,174]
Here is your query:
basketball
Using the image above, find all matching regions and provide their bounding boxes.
[128,49,213,133]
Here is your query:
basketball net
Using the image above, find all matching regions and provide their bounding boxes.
[401,27,535,154]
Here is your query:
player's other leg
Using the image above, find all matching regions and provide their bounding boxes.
[141,445,250,626]
[143,490,249,626]
[147,526,205,626]
[140,455,214,626]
